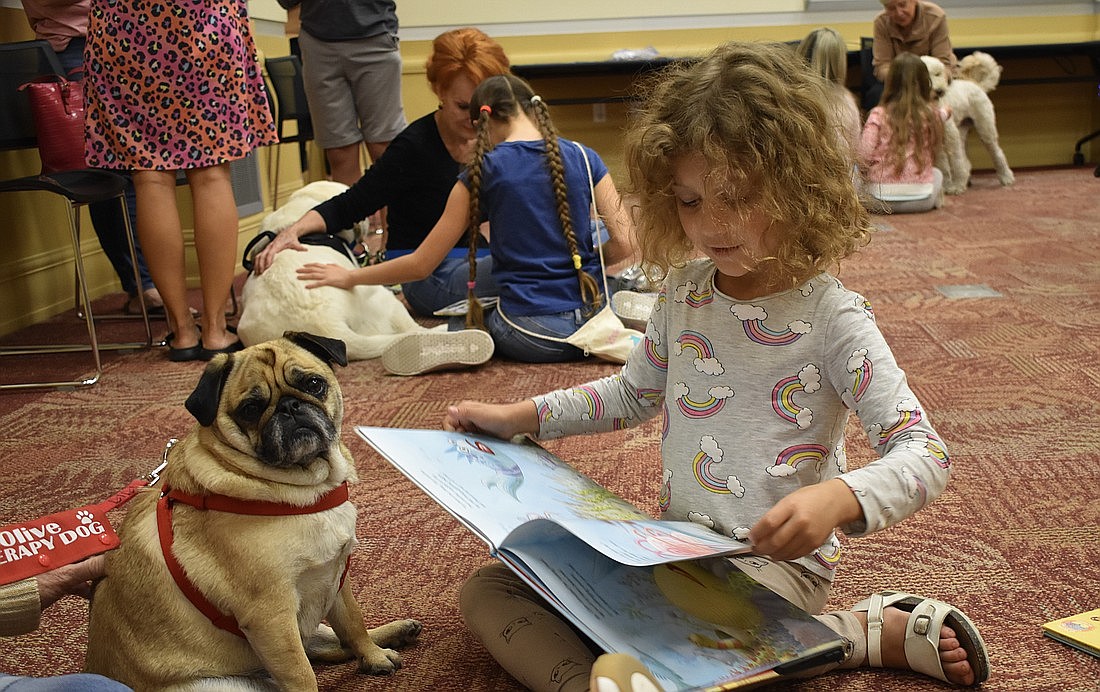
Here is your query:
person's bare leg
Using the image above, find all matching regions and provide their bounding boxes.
[851,609,975,685]
[364,140,390,166]
[325,143,363,187]
[185,163,237,351]
[132,170,198,349]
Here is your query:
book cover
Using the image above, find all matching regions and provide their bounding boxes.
[356,426,847,691]
[1042,608,1100,658]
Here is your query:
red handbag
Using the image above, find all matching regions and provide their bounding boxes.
[18,74,87,174]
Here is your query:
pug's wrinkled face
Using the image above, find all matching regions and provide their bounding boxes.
[185,332,349,469]
[233,366,339,468]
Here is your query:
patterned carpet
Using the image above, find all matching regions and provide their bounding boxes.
[1,167,1099,690]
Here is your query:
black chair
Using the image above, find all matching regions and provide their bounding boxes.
[264,55,315,208]
[860,36,884,112]
[0,39,152,391]
[1072,127,1100,177]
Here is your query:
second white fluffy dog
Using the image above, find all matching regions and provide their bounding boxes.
[921,52,1014,194]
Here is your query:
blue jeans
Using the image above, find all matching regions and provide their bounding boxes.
[58,38,153,296]
[401,255,497,317]
[462,306,588,363]
[0,674,131,691]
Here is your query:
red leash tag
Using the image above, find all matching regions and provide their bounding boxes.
[0,504,121,586]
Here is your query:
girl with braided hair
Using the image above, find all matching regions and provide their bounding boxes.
[296,73,636,374]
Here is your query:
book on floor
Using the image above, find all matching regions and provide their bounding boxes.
[1042,607,1100,658]
[356,426,847,691]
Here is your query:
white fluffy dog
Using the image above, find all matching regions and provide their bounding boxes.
[237,181,426,360]
[921,53,1014,194]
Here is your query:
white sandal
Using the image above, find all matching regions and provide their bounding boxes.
[851,591,991,686]
[590,653,664,692]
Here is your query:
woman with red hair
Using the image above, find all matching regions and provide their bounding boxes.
[253,27,511,317]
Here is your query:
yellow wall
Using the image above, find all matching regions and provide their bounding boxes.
[1,5,1098,336]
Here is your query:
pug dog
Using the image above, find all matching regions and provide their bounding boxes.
[85,332,421,691]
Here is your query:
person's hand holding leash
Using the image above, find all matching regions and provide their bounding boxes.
[253,210,328,274]
[36,555,106,609]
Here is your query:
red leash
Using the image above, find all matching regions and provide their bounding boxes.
[0,440,172,587]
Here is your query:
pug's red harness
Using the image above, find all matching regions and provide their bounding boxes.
[156,481,351,638]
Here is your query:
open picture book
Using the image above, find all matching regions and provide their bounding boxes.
[356,426,847,691]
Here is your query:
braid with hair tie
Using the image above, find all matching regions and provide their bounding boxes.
[529,96,600,314]
[464,106,495,330]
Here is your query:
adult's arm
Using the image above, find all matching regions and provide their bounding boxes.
[871,14,896,82]
[0,578,40,636]
[0,556,104,636]
[926,12,956,73]
[299,182,470,289]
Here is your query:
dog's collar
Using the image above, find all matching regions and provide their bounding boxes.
[155,481,351,638]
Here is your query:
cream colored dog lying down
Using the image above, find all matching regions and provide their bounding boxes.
[237,182,427,360]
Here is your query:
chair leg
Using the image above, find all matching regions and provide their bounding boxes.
[71,205,104,387]
[117,195,153,345]
[0,205,103,390]
[73,198,159,330]
[0,196,152,391]
[273,142,283,209]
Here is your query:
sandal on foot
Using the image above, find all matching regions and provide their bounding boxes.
[199,339,244,361]
[165,330,203,362]
[590,653,664,692]
[852,591,990,686]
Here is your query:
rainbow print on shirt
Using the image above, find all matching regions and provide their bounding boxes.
[643,331,668,371]
[770,364,820,429]
[870,398,923,447]
[730,304,811,346]
[846,348,873,403]
[569,384,604,421]
[676,330,724,375]
[673,382,734,419]
[767,443,829,477]
[673,279,714,308]
[691,435,744,496]
[658,469,672,512]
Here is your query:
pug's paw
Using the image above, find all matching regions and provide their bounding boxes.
[358,646,402,675]
[368,618,422,649]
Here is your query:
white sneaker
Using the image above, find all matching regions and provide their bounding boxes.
[611,291,657,331]
[380,330,494,376]
[590,653,664,692]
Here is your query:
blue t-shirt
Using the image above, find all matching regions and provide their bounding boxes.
[465,138,609,316]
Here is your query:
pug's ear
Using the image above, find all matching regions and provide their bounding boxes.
[185,356,235,427]
[283,331,348,369]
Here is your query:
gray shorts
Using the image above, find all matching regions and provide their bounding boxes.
[298,30,407,149]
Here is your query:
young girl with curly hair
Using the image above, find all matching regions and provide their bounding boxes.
[295,73,635,374]
[444,41,989,691]
[861,52,948,213]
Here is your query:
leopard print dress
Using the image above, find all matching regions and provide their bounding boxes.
[83,0,277,170]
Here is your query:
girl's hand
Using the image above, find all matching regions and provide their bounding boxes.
[253,231,307,275]
[296,263,353,290]
[443,400,539,440]
[747,479,862,562]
